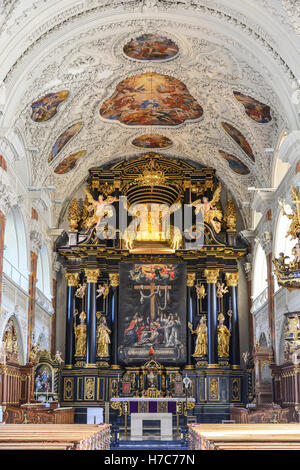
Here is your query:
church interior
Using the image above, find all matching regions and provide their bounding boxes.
[0,0,300,452]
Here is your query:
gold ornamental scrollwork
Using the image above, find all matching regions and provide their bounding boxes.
[224,199,237,232]
[63,377,74,401]
[225,272,239,287]
[209,377,219,400]
[204,269,219,284]
[65,272,80,287]
[110,401,123,416]
[109,273,119,287]
[84,377,95,400]
[186,272,196,287]
[68,198,81,231]
[85,268,100,283]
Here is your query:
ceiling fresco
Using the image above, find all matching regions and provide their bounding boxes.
[132,134,173,148]
[221,122,255,162]
[48,122,82,163]
[218,150,250,175]
[99,72,203,126]
[123,34,179,61]
[54,150,86,174]
[233,91,272,123]
[31,90,69,122]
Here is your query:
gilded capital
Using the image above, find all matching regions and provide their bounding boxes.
[225,272,239,287]
[85,268,100,283]
[187,272,196,287]
[65,272,80,287]
[204,269,219,284]
[109,273,119,287]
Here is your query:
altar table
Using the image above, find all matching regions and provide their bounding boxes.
[131,413,173,440]
[110,397,195,436]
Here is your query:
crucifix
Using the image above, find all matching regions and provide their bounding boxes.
[134,283,172,321]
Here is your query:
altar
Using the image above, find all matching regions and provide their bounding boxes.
[110,397,195,437]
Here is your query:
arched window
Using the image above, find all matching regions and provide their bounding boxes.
[252,243,268,300]
[3,208,28,291]
[36,245,52,300]
[274,207,295,291]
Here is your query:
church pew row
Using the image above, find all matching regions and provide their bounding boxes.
[0,424,111,450]
[188,424,300,450]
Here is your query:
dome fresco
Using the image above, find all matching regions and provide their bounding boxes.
[54,150,86,174]
[132,134,173,148]
[221,122,255,162]
[123,34,179,61]
[233,91,272,123]
[48,122,82,163]
[218,150,250,175]
[31,90,69,122]
[100,72,203,126]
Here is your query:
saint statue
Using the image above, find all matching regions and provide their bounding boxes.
[97,317,111,357]
[189,183,222,233]
[74,311,87,357]
[217,313,230,357]
[188,317,208,357]
[83,187,118,228]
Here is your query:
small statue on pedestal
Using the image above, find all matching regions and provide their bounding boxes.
[217,313,230,357]
[74,312,87,357]
[97,316,111,357]
[188,317,208,357]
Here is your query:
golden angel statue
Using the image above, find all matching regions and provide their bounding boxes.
[189,183,222,233]
[74,311,87,357]
[83,187,118,228]
[97,316,111,357]
[75,282,87,299]
[281,185,300,240]
[216,282,229,299]
[96,282,109,299]
[188,317,208,357]
[196,283,206,300]
[217,313,230,357]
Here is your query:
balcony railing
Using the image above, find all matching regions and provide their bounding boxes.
[2,257,28,292]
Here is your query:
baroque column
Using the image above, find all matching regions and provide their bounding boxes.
[225,272,240,368]
[186,272,196,368]
[204,269,219,367]
[65,272,79,367]
[27,228,42,359]
[85,268,99,366]
[109,272,120,368]
[0,209,6,315]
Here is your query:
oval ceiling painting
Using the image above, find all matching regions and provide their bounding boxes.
[100,72,203,126]
[123,34,179,61]
[221,122,255,162]
[48,122,82,163]
[233,91,272,123]
[219,150,250,175]
[132,134,172,149]
[31,90,69,122]
[54,150,86,174]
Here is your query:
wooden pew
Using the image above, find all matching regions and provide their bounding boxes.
[188,424,300,450]
[0,424,111,450]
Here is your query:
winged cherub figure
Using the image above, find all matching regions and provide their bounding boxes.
[189,183,223,233]
[83,187,118,228]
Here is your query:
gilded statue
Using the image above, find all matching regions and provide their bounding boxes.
[96,282,109,299]
[68,198,80,231]
[196,283,206,300]
[97,316,111,357]
[281,185,300,241]
[216,282,229,298]
[217,313,230,357]
[224,199,237,232]
[3,319,18,358]
[74,311,87,357]
[83,187,118,228]
[188,317,208,357]
[189,182,222,233]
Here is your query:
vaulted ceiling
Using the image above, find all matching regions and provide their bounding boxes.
[1,0,300,227]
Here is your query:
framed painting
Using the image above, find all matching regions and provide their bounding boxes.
[118,263,187,365]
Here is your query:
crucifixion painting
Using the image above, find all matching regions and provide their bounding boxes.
[118,263,187,364]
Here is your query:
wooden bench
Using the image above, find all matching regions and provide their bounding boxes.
[0,424,111,450]
[188,424,300,450]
